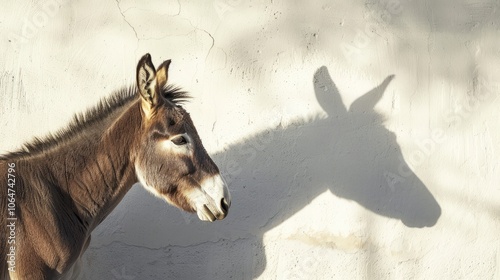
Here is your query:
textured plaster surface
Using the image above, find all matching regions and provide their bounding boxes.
[1,0,500,279]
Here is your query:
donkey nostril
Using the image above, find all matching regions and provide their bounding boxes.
[221,198,230,214]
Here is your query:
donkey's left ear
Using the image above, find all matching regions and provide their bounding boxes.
[136,53,160,110]
[156,59,171,90]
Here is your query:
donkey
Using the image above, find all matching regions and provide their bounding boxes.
[0,53,231,280]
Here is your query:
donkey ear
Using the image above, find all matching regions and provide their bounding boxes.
[136,53,160,110]
[156,59,171,90]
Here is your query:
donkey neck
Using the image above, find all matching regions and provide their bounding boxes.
[40,99,141,231]
[85,100,142,230]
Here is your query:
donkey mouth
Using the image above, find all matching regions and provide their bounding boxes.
[198,200,229,222]
[201,205,217,222]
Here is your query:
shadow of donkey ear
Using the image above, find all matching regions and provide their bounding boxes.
[349,75,394,113]
[314,66,347,117]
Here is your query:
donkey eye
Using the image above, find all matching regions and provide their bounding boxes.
[171,135,188,146]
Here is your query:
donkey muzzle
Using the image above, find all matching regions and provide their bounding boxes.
[197,174,231,221]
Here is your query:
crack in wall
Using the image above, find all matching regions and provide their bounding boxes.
[112,1,214,62]
[181,17,216,62]
[175,0,181,16]
[114,0,139,51]
[89,237,251,251]
[200,28,215,61]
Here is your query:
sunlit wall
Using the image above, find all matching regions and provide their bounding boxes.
[1,0,499,279]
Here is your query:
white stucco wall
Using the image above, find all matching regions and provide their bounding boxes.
[1,0,500,279]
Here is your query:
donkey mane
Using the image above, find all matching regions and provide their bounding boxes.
[0,85,189,160]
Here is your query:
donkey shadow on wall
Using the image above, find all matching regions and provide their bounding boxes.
[212,66,442,276]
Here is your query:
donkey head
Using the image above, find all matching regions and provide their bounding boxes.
[133,54,230,222]
[312,66,440,227]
